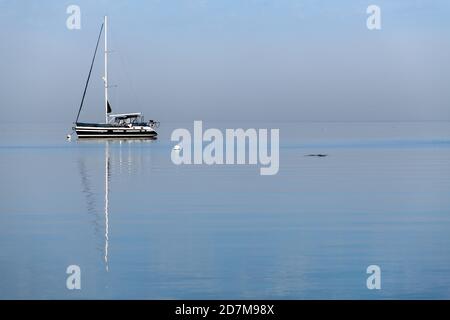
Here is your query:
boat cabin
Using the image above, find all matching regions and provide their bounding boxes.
[108,113,146,126]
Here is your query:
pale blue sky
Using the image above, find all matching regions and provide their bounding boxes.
[0,0,449,122]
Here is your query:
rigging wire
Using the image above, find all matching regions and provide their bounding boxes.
[75,23,104,123]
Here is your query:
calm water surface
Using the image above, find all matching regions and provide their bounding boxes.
[1,121,450,299]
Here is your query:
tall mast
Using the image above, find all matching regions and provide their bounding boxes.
[104,15,108,123]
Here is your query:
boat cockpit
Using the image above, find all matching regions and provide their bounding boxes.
[108,113,160,128]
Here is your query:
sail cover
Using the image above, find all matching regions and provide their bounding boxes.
[107,101,112,113]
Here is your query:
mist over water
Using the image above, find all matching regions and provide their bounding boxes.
[1,0,450,124]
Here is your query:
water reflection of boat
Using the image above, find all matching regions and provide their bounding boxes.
[104,141,110,271]
[73,16,159,139]
[77,141,112,272]
[78,139,156,272]
[77,139,156,272]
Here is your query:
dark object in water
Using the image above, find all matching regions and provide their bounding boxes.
[305,154,328,157]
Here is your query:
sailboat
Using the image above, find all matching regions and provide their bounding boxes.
[73,16,158,139]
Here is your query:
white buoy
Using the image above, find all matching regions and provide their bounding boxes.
[173,144,181,151]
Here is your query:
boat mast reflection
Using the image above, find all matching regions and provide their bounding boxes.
[77,141,111,272]
[104,141,110,272]
[77,138,156,272]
